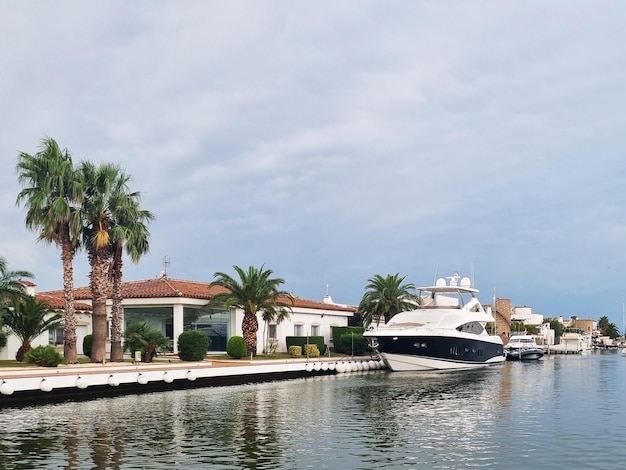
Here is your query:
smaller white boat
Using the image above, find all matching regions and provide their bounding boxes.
[505,335,544,361]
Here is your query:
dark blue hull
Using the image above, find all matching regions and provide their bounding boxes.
[371,334,505,368]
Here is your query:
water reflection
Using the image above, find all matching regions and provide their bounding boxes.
[1,353,626,469]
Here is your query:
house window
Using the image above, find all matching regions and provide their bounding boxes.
[294,324,303,336]
[268,324,277,339]
[311,324,320,336]
[49,327,64,345]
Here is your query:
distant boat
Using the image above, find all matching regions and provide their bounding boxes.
[505,335,544,361]
[363,272,505,371]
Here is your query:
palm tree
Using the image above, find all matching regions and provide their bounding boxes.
[108,177,154,362]
[205,265,294,357]
[357,273,418,328]
[261,304,291,355]
[80,161,124,363]
[16,137,83,363]
[0,257,34,350]
[2,295,63,361]
[0,257,33,307]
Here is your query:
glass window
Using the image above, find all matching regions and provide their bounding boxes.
[268,324,277,339]
[49,327,64,345]
[183,307,229,351]
[294,324,303,336]
[311,324,320,336]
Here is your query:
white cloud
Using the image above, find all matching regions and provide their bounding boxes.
[2,1,626,325]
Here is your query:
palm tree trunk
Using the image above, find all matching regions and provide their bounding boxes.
[90,249,110,363]
[109,245,124,362]
[61,230,78,363]
[242,312,258,356]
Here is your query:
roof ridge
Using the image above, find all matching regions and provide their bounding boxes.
[161,276,184,296]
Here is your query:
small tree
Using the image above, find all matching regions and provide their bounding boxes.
[2,296,62,361]
[178,330,211,361]
[123,322,171,362]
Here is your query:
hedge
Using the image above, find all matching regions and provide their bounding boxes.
[331,326,364,353]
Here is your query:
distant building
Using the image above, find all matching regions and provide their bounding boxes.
[511,306,544,326]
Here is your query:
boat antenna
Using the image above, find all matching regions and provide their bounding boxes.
[433,264,438,285]
[470,262,475,287]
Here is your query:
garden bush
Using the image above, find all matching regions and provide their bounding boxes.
[304,344,320,357]
[331,326,364,353]
[82,334,92,358]
[178,330,211,361]
[123,322,171,362]
[25,345,64,367]
[285,336,327,355]
[339,332,369,356]
[226,335,247,359]
[288,345,302,357]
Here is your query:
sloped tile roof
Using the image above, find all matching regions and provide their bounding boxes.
[40,277,356,313]
[35,292,92,311]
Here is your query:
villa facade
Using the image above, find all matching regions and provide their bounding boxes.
[1,275,357,359]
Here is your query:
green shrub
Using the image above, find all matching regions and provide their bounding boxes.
[178,330,211,361]
[285,336,327,355]
[339,332,368,356]
[226,336,247,359]
[331,326,364,353]
[25,345,64,367]
[83,334,93,358]
[123,322,171,362]
[304,344,320,357]
[289,345,302,357]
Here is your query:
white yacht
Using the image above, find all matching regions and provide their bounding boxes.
[505,335,545,361]
[363,273,505,371]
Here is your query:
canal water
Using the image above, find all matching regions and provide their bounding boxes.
[1,350,625,469]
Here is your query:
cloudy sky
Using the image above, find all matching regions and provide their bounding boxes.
[1,1,625,327]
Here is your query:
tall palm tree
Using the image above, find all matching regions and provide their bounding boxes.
[80,161,124,363]
[16,137,83,363]
[2,295,63,361]
[358,273,418,328]
[107,178,154,362]
[204,265,294,356]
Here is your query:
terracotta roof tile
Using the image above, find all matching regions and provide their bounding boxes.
[39,277,356,312]
[35,292,92,311]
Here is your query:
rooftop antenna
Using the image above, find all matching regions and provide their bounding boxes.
[161,256,170,277]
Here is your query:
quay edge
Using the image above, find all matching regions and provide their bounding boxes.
[0,358,386,408]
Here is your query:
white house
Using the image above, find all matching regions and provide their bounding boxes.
[22,275,356,358]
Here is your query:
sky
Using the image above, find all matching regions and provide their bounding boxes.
[1,1,626,328]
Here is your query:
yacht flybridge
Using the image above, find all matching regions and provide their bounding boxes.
[364,273,505,371]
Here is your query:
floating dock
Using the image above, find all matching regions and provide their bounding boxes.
[0,358,385,407]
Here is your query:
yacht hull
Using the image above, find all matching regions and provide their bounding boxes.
[505,348,544,361]
[380,352,505,371]
[371,335,505,372]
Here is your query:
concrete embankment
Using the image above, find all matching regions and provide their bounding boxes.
[0,357,386,407]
